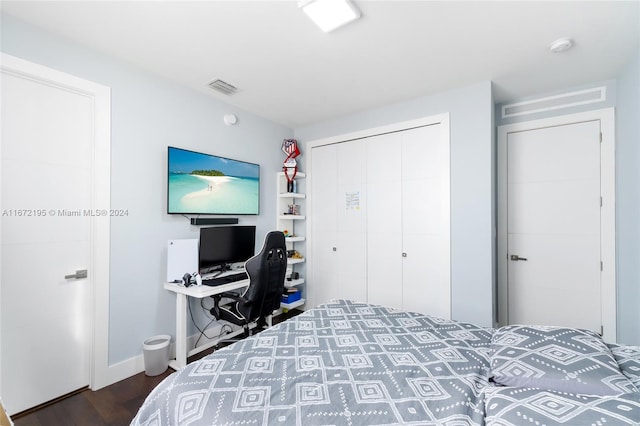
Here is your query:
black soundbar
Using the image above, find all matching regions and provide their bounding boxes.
[190,218,239,226]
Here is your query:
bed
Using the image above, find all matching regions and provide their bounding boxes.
[132,299,640,425]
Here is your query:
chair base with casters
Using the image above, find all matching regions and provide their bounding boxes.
[210,231,287,339]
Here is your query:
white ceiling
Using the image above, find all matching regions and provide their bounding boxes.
[2,1,639,128]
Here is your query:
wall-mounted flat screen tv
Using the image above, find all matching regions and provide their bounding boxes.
[167,146,260,215]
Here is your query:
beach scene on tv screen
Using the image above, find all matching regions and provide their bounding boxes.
[168,148,259,214]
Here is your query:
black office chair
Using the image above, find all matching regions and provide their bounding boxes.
[210,231,287,336]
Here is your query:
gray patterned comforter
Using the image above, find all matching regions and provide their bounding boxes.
[132,300,640,425]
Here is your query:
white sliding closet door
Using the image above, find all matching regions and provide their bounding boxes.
[310,144,339,307]
[401,125,450,318]
[310,141,368,308]
[308,114,450,317]
[336,140,368,303]
[367,133,403,309]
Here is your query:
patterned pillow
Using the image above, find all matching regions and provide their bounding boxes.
[490,325,637,395]
[485,386,640,426]
[609,344,640,389]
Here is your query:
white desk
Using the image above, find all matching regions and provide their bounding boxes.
[164,279,249,370]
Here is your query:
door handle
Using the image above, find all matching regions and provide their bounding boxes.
[510,255,527,261]
[65,269,88,279]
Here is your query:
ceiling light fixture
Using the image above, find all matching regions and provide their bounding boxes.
[549,37,574,53]
[299,0,361,33]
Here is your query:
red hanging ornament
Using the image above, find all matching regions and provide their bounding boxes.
[282,139,300,192]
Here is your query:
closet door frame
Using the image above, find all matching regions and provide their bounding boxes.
[305,113,451,310]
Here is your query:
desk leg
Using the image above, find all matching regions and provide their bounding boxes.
[169,293,188,370]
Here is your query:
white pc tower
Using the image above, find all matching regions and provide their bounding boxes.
[166,239,198,282]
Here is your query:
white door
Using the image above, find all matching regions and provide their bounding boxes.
[506,121,602,332]
[336,140,368,303]
[367,132,403,309]
[310,141,368,307]
[309,144,339,308]
[1,56,110,415]
[401,125,450,318]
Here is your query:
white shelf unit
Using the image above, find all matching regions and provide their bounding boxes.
[277,171,306,310]
[278,215,306,220]
[285,236,305,243]
[285,278,305,288]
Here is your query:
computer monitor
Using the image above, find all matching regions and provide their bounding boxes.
[198,226,256,274]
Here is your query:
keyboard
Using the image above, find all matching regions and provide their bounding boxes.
[202,271,248,287]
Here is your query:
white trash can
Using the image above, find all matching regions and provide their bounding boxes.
[143,334,171,376]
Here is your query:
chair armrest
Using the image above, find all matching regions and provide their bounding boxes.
[212,291,235,301]
[220,292,250,305]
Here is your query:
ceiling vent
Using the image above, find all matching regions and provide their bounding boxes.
[502,87,606,119]
[208,79,239,95]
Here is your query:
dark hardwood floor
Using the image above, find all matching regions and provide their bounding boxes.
[13,368,173,426]
[12,310,302,426]
[13,369,174,426]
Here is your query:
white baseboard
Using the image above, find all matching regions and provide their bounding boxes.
[104,353,145,388]
[97,323,237,389]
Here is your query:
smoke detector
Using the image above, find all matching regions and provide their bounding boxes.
[223,114,238,126]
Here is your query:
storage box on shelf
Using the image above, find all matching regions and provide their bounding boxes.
[281,288,302,304]
[277,171,306,310]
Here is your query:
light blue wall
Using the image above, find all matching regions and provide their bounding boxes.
[295,81,496,328]
[494,54,640,345]
[616,51,640,345]
[1,14,293,364]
